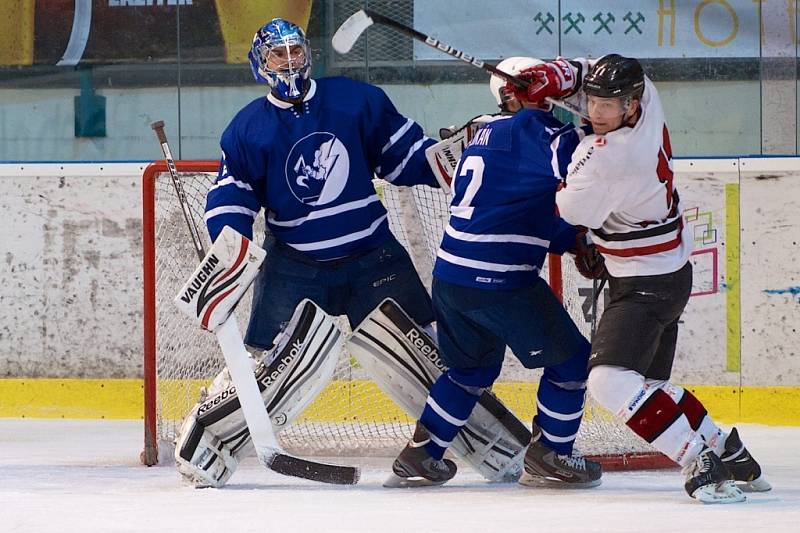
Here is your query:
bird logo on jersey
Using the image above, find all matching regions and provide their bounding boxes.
[285,132,350,205]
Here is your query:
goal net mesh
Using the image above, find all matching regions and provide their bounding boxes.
[143,162,664,468]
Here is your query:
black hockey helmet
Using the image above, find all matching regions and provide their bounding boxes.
[583,54,644,99]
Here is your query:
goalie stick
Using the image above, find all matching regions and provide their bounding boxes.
[150,121,359,485]
[332,9,588,119]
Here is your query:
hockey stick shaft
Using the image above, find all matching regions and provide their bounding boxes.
[333,9,587,118]
[590,277,607,340]
[150,121,206,261]
[149,122,359,485]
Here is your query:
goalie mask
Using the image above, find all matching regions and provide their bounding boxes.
[249,18,312,103]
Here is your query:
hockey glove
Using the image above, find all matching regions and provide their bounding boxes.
[512,59,579,106]
[571,230,607,280]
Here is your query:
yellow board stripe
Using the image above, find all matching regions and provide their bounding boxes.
[1,379,798,426]
[725,182,741,373]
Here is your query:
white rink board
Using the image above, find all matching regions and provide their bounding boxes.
[0,159,798,387]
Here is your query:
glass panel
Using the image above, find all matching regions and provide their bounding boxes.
[0,0,797,161]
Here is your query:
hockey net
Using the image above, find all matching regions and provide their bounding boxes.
[142,160,672,470]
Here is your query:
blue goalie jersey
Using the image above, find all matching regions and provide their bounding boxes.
[433,110,585,289]
[204,77,437,261]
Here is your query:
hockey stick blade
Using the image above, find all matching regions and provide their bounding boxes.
[332,9,374,53]
[268,453,360,485]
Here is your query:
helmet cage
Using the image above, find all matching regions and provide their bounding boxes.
[249,19,312,102]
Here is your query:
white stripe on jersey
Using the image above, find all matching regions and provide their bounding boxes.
[267,194,380,227]
[382,137,430,183]
[382,118,414,154]
[549,133,563,179]
[445,224,550,248]
[203,205,259,222]
[436,249,539,272]
[285,214,388,252]
[209,176,253,192]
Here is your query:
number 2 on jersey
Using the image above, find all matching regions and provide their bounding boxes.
[451,155,484,220]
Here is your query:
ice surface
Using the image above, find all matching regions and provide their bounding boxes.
[0,420,797,532]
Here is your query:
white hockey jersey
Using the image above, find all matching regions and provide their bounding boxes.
[557,78,692,277]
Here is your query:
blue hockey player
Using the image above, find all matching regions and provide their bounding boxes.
[204,18,438,350]
[386,57,605,488]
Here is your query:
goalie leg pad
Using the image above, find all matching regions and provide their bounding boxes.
[175,410,238,488]
[174,299,343,487]
[348,298,531,482]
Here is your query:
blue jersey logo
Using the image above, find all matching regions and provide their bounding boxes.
[285,132,350,206]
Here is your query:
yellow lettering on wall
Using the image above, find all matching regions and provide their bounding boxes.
[658,0,677,46]
[0,0,34,66]
[214,0,313,64]
[695,0,740,47]
[752,0,765,46]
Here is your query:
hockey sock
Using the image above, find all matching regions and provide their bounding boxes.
[420,365,501,460]
[654,381,728,456]
[588,365,705,468]
[534,356,588,455]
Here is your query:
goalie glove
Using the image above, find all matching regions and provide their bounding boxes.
[425,114,504,193]
[571,230,607,280]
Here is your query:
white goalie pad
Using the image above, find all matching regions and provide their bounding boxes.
[175,299,343,487]
[174,226,266,332]
[347,298,531,482]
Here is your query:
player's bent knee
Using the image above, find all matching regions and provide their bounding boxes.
[587,364,646,414]
[448,364,502,390]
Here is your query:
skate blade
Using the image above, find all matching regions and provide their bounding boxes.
[737,475,771,492]
[692,481,746,504]
[383,472,448,489]
[518,471,601,489]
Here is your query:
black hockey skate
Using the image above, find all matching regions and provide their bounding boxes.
[519,423,602,488]
[683,447,745,503]
[721,427,771,492]
[383,424,457,488]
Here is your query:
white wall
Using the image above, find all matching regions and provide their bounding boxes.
[1,160,798,385]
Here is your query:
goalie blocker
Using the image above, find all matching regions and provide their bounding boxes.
[425,115,502,193]
[348,298,531,482]
[175,298,344,487]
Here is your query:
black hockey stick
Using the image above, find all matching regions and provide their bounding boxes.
[150,121,359,485]
[332,9,587,118]
[590,277,607,341]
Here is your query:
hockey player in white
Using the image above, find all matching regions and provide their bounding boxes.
[511,54,770,503]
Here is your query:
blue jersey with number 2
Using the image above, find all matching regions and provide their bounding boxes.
[433,110,584,289]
